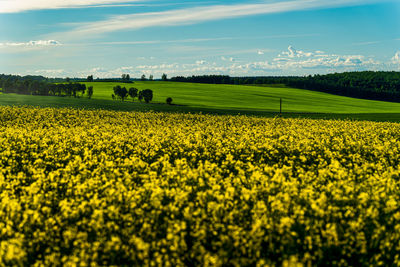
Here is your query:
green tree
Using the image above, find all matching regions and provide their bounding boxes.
[139,89,153,103]
[122,74,131,82]
[141,74,146,81]
[114,85,128,101]
[87,86,94,99]
[120,87,128,101]
[87,75,94,82]
[149,74,154,81]
[162,73,167,81]
[128,87,138,101]
[113,85,122,99]
[166,97,173,105]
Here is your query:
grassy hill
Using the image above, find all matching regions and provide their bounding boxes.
[87,81,400,113]
[3,81,400,121]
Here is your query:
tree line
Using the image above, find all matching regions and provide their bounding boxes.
[170,72,400,102]
[112,85,153,103]
[88,74,168,83]
[284,72,400,102]
[0,74,93,98]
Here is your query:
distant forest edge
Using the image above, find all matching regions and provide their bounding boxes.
[1,71,400,103]
[0,75,90,98]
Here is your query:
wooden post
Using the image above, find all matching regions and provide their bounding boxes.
[280,98,282,115]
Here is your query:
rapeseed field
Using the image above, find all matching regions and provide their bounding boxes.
[1,106,400,266]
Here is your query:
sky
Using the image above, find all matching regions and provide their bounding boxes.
[1,0,400,78]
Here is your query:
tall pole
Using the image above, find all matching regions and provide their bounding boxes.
[280,98,282,115]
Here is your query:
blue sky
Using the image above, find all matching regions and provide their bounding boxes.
[1,0,400,78]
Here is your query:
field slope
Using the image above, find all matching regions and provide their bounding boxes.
[89,81,400,114]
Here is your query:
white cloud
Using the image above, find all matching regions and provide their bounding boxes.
[77,66,136,78]
[392,52,400,64]
[136,56,155,60]
[352,41,381,46]
[258,51,264,55]
[219,46,382,75]
[0,0,144,13]
[29,69,67,77]
[0,40,61,47]
[22,46,391,78]
[271,46,380,70]
[129,60,283,77]
[56,0,380,39]
[221,56,235,62]
[137,63,180,71]
[279,45,313,58]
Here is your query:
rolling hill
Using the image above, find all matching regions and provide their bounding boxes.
[3,81,400,121]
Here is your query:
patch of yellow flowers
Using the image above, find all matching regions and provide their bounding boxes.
[1,106,400,266]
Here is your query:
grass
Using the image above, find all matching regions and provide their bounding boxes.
[88,81,400,113]
[2,81,400,121]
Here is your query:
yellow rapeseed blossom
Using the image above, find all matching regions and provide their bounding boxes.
[0,106,400,265]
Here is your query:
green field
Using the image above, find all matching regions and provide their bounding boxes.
[2,81,400,121]
[89,81,400,113]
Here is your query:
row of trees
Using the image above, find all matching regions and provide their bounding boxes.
[0,74,68,83]
[112,86,153,103]
[0,75,93,98]
[169,74,316,85]
[140,74,168,81]
[284,72,400,102]
[138,73,168,81]
[88,74,133,83]
[169,74,295,85]
[86,74,168,82]
[170,75,233,84]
